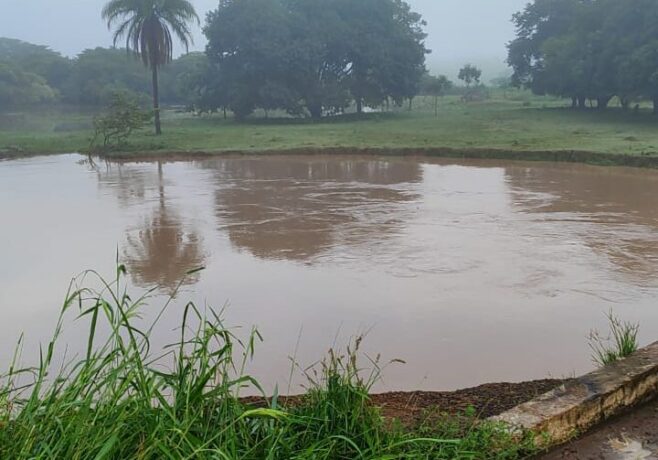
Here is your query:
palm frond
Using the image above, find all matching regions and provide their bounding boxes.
[102,0,197,68]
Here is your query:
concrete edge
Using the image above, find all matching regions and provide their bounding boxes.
[491,342,658,447]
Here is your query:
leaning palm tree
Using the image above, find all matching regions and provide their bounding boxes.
[102,0,199,135]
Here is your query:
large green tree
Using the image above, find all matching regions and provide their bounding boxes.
[204,0,427,119]
[600,0,658,113]
[159,52,211,107]
[205,0,299,119]
[336,0,427,113]
[508,0,658,112]
[102,0,199,134]
[458,64,482,88]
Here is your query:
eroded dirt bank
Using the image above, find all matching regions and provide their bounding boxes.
[243,379,567,425]
[101,146,658,169]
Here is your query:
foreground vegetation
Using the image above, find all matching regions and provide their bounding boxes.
[0,266,535,459]
[589,312,640,367]
[2,94,658,161]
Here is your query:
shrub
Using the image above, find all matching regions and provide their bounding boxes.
[90,92,152,151]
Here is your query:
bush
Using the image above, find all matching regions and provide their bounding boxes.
[90,92,152,151]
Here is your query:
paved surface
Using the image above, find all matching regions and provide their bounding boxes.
[539,399,658,460]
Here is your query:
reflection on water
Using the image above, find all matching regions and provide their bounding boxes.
[95,161,206,290]
[1,154,658,393]
[208,158,421,261]
[506,164,658,282]
[124,165,205,291]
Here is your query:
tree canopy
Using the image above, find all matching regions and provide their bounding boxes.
[0,62,57,108]
[62,48,151,106]
[458,64,482,88]
[508,0,658,112]
[0,38,71,91]
[0,38,66,108]
[204,0,428,119]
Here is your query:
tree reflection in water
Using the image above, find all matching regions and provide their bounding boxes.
[505,162,658,282]
[97,161,205,292]
[207,157,423,262]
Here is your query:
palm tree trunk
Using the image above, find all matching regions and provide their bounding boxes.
[152,66,162,135]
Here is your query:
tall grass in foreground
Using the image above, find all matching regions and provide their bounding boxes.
[0,266,534,459]
[589,311,640,367]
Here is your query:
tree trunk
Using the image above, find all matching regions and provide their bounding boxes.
[356,98,363,114]
[654,95,658,115]
[571,97,577,109]
[434,95,438,117]
[408,97,413,112]
[621,97,630,111]
[577,96,586,109]
[597,96,612,110]
[152,66,162,135]
[308,103,322,120]
[223,107,227,119]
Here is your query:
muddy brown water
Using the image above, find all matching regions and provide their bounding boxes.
[1,154,658,393]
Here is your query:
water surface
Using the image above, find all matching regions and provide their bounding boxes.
[1,154,657,392]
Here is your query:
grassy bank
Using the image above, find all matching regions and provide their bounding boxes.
[2,93,658,163]
[0,267,536,459]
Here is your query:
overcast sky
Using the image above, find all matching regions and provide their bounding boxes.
[0,0,528,78]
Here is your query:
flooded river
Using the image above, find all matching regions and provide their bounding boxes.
[1,154,658,392]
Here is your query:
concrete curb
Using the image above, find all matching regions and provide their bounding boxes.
[491,342,658,447]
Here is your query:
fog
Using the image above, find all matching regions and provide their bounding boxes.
[0,0,527,79]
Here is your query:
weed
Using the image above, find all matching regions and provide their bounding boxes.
[589,311,640,366]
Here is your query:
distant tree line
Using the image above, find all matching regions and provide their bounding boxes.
[508,0,658,113]
[0,37,198,110]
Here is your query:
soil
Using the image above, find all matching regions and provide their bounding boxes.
[243,379,567,426]
[369,379,567,425]
[101,146,658,169]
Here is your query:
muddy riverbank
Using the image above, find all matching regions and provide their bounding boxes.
[4,146,658,169]
[99,146,658,168]
[244,379,568,425]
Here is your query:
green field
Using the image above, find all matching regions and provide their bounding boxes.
[2,93,658,159]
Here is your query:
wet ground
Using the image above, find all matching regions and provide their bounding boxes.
[540,399,658,460]
[370,379,568,424]
[242,379,567,426]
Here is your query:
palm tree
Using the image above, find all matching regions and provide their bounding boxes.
[102,0,199,135]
